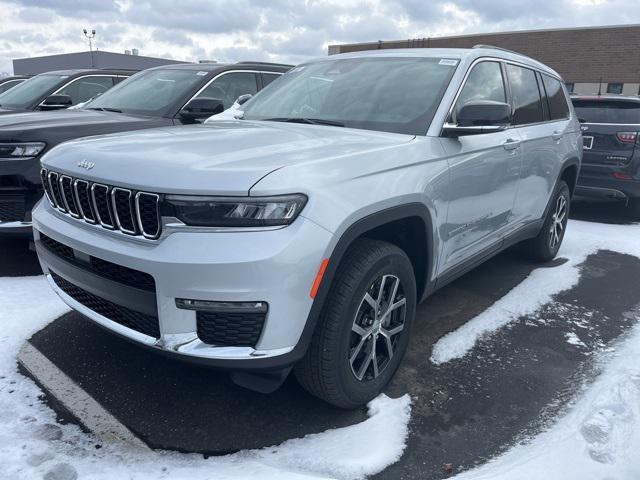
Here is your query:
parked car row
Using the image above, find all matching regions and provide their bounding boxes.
[0,75,30,95]
[0,61,289,234]
[18,46,586,408]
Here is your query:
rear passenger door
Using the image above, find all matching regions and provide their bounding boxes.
[440,60,523,273]
[508,66,570,225]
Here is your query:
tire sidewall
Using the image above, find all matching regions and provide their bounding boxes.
[334,249,416,406]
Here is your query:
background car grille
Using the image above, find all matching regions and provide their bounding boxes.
[41,168,161,239]
[0,197,26,222]
[50,271,160,338]
[196,311,266,347]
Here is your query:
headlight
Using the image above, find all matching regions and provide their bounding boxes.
[162,194,308,227]
[0,142,46,159]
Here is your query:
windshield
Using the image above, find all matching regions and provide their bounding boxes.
[572,99,640,124]
[0,74,66,109]
[86,69,207,116]
[242,57,458,135]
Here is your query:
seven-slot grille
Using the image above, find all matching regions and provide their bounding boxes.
[41,168,161,239]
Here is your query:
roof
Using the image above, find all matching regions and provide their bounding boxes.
[145,61,291,72]
[571,94,640,102]
[313,47,560,78]
[36,68,138,76]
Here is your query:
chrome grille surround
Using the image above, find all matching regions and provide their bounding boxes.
[41,168,162,239]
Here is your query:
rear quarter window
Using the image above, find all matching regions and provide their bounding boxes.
[572,100,640,124]
[542,75,570,120]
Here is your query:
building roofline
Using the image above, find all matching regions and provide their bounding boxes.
[328,23,640,49]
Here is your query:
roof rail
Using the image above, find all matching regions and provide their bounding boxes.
[235,61,293,67]
[472,44,521,55]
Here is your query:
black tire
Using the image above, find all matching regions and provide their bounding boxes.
[521,180,571,262]
[295,238,416,409]
[630,198,640,220]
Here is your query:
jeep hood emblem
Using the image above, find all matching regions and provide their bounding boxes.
[77,160,95,170]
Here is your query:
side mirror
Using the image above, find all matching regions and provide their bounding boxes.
[40,94,73,110]
[443,100,511,136]
[180,97,224,122]
[236,94,252,106]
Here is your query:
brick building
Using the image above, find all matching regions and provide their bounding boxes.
[328,24,640,96]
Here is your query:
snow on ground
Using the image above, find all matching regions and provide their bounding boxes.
[453,316,640,480]
[431,219,640,364]
[0,276,411,480]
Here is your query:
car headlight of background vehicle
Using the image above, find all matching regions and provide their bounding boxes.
[0,142,46,159]
[161,194,308,227]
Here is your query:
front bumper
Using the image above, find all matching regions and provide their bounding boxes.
[33,200,332,371]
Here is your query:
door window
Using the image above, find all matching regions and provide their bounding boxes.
[56,76,115,105]
[262,73,281,87]
[542,75,570,120]
[506,64,544,125]
[194,72,258,109]
[454,61,506,121]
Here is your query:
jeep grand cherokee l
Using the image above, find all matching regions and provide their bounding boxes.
[571,95,640,218]
[0,62,289,235]
[33,47,581,408]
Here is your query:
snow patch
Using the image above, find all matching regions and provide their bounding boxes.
[452,317,640,480]
[0,277,411,479]
[565,332,587,348]
[431,220,640,364]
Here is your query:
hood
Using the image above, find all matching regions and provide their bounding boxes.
[41,120,414,195]
[0,109,167,146]
[0,107,27,115]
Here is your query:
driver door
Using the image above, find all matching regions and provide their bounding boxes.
[439,61,523,274]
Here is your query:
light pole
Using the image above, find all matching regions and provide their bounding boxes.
[83,28,96,67]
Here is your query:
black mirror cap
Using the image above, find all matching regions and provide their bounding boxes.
[236,94,252,106]
[457,100,511,127]
[180,97,224,121]
[40,94,73,110]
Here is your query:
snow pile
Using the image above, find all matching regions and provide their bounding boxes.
[431,220,640,364]
[453,316,640,480]
[0,277,411,480]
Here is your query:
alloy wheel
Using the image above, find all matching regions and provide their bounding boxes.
[349,274,407,382]
[549,194,567,249]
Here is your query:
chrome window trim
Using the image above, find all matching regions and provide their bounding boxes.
[134,192,161,240]
[90,183,115,229]
[440,56,573,136]
[182,69,283,110]
[111,187,137,235]
[59,175,80,218]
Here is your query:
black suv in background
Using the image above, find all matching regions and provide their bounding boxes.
[0,61,290,235]
[0,69,134,114]
[572,95,640,218]
[0,76,30,95]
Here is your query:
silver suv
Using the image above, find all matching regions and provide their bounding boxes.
[33,47,581,408]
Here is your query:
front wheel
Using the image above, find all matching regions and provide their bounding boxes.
[295,238,416,409]
[521,180,571,262]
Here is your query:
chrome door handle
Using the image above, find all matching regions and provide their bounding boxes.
[503,138,521,151]
[552,131,563,141]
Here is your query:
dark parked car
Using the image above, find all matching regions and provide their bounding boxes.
[0,69,134,114]
[0,61,291,235]
[0,75,30,95]
[572,95,640,218]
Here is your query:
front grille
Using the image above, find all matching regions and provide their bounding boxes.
[50,271,160,338]
[41,168,162,239]
[0,197,25,222]
[38,232,156,292]
[197,311,266,347]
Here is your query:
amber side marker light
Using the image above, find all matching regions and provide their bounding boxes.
[310,258,330,299]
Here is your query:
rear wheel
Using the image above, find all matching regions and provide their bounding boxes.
[521,180,570,262]
[295,238,416,409]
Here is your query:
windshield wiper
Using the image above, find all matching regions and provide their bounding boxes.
[264,117,344,127]
[87,107,123,113]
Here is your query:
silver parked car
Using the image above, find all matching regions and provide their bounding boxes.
[33,47,581,408]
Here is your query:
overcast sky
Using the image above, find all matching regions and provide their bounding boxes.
[1,0,639,75]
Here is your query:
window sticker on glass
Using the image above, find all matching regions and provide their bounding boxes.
[439,59,459,66]
[197,71,208,76]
